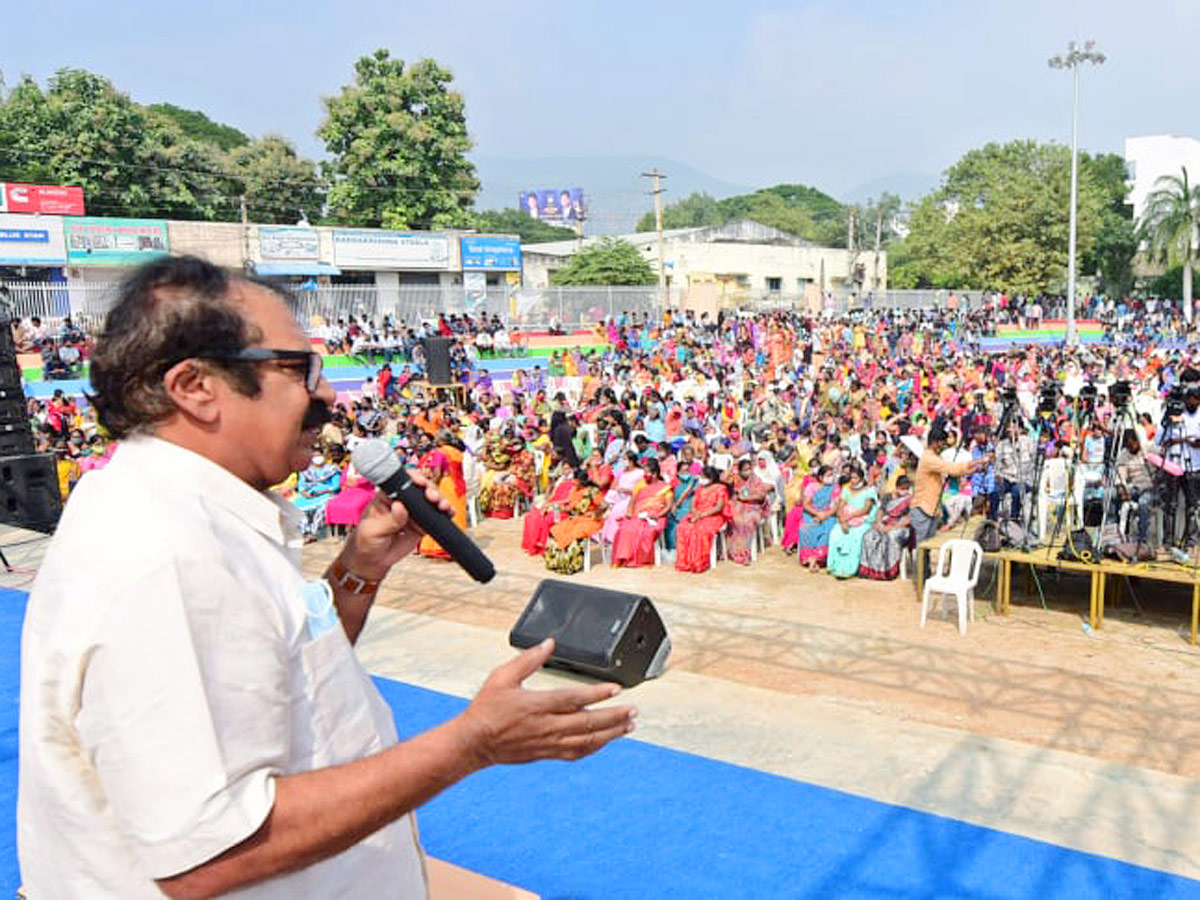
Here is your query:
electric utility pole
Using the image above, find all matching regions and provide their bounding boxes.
[641,169,667,311]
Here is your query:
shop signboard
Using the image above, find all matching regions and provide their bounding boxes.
[332,229,450,269]
[0,183,86,216]
[460,236,521,270]
[259,226,320,260]
[0,213,68,266]
[65,217,169,265]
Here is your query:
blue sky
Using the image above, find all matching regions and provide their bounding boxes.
[5,0,1198,201]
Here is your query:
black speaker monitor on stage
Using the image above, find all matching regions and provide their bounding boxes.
[424,337,454,386]
[0,453,62,534]
[509,579,671,688]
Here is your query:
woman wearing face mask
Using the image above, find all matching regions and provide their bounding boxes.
[793,465,840,570]
[826,463,879,578]
[611,458,672,568]
[859,475,914,580]
[674,466,730,573]
[726,457,772,565]
[664,445,700,558]
[292,452,342,543]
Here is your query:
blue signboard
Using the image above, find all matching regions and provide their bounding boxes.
[460,236,522,271]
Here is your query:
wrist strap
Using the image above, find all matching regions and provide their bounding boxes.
[328,557,382,596]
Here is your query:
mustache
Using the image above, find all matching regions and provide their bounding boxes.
[302,399,333,431]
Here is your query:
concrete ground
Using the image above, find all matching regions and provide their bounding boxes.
[7,515,1200,881]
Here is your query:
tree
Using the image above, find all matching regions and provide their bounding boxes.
[1079,153,1137,297]
[0,68,194,219]
[319,50,479,230]
[0,67,327,223]
[474,209,575,243]
[229,135,325,224]
[635,192,725,231]
[146,103,249,151]
[1140,167,1200,322]
[887,140,1106,294]
[550,238,655,285]
[635,183,844,243]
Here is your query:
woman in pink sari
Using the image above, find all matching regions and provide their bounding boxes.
[600,451,644,544]
[324,461,375,536]
[521,464,577,556]
[725,457,772,565]
[611,458,672,567]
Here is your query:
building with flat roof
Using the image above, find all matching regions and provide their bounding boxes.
[522,220,886,315]
[1125,134,1200,223]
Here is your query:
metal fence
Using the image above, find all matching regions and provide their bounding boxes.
[0,281,666,332]
[1,280,996,332]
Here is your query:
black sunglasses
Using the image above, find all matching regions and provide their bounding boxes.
[203,348,324,392]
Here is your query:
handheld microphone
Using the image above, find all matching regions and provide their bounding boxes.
[351,440,496,583]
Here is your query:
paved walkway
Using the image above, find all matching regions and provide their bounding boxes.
[8,516,1200,881]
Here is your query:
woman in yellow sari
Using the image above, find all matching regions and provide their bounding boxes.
[545,470,608,575]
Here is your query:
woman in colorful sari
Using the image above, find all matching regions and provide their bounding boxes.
[675,466,730,573]
[600,451,645,545]
[521,462,577,556]
[324,455,375,536]
[417,445,469,559]
[664,446,699,555]
[479,428,534,519]
[544,471,608,575]
[859,475,914,581]
[611,458,673,567]
[826,463,879,579]
[795,466,840,570]
[725,457,772,565]
[780,468,814,553]
[584,447,613,492]
[292,452,342,542]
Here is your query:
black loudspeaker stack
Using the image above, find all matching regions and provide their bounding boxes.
[0,312,61,534]
[509,579,671,687]
[423,336,454,386]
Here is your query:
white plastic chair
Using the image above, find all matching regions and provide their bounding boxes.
[709,528,726,569]
[582,534,604,572]
[920,539,984,635]
[1119,500,1164,545]
[1036,458,1084,541]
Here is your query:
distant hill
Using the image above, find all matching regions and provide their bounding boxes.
[471,154,748,235]
[841,173,938,206]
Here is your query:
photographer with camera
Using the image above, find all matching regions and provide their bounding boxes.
[1160,385,1200,547]
[1116,428,1157,546]
[994,419,1037,522]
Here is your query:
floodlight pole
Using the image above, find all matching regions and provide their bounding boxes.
[1049,40,1105,346]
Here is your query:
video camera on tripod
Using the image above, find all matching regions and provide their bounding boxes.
[1164,384,1187,423]
[1037,382,1059,416]
[1109,379,1133,410]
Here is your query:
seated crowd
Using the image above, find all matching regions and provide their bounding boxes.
[36,296,1200,576]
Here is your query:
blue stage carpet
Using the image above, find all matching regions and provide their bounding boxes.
[1,587,1198,898]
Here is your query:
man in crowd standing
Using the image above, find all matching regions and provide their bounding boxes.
[18,256,636,899]
[910,419,991,544]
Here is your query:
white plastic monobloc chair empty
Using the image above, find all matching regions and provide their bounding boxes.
[920,539,984,635]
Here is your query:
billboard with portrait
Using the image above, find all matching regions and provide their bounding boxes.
[517,188,585,224]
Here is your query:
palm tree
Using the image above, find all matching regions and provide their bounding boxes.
[1140,167,1200,324]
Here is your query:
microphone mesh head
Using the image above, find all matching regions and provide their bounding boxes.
[352,439,401,486]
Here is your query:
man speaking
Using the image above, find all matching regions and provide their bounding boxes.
[18,256,636,898]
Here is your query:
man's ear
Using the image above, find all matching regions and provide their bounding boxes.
[161,359,221,424]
